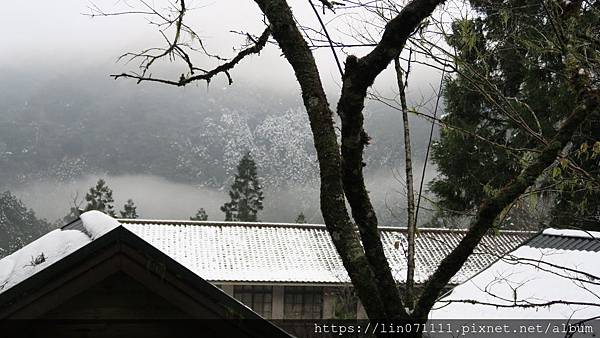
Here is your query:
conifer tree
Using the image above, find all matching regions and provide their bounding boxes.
[190,208,208,221]
[221,152,264,222]
[430,1,600,229]
[83,179,116,217]
[119,199,138,219]
[0,191,51,257]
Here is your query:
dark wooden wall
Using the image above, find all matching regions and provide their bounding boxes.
[43,272,190,319]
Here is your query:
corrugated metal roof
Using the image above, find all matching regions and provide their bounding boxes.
[120,219,533,285]
[527,230,600,252]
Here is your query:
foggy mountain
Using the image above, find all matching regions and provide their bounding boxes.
[0,66,439,225]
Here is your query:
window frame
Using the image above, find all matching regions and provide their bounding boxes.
[233,285,273,318]
[283,286,324,319]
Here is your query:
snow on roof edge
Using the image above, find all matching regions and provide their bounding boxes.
[118,219,535,235]
[0,211,121,295]
[0,229,91,295]
[80,211,121,239]
[542,228,600,239]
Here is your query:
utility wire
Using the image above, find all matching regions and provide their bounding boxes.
[415,67,445,225]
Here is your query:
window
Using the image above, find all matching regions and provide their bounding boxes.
[233,285,273,318]
[284,286,323,319]
[332,287,357,319]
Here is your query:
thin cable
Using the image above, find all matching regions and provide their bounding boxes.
[308,0,344,77]
[415,67,445,225]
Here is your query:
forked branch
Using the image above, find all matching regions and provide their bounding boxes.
[111,26,272,86]
[91,0,271,86]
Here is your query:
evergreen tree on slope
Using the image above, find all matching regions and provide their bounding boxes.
[190,208,208,221]
[119,199,139,219]
[221,152,264,222]
[0,191,51,258]
[430,0,600,229]
[295,212,307,224]
[83,179,116,217]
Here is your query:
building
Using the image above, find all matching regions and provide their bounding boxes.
[0,211,291,338]
[430,228,600,320]
[0,210,535,336]
[115,217,532,320]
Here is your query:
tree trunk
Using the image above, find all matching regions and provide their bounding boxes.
[253,0,445,321]
[394,57,417,310]
[252,0,389,319]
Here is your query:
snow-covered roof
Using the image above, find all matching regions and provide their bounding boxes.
[430,228,600,319]
[0,213,532,295]
[0,211,118,294]
[119,219,532,285]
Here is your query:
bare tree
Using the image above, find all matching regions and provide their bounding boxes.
[92,0,599,329]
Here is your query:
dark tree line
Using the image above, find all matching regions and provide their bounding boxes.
[64,178,138,221]
[0,191,51,258]
[0,152,265,258]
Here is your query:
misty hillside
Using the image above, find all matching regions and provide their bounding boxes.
[0,67,436,190]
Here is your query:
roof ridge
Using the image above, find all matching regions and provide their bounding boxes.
[542,228,600,239]
[117,218,535,235]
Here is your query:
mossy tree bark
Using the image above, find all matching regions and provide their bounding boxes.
[252,0,597,327]
[253,0,444,321]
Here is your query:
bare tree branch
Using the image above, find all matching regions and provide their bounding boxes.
[111,26,272,86]
[307,0,344,77]
[413,69,600,319]
[437,299,600,309]
[394,54,417,309]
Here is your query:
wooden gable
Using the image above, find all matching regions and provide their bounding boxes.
[0,226,290,338]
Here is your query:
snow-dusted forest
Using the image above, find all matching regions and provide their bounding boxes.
[0,66,438,227]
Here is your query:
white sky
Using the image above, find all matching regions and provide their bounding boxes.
[0,1,320,91]
[0,0,443,97]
